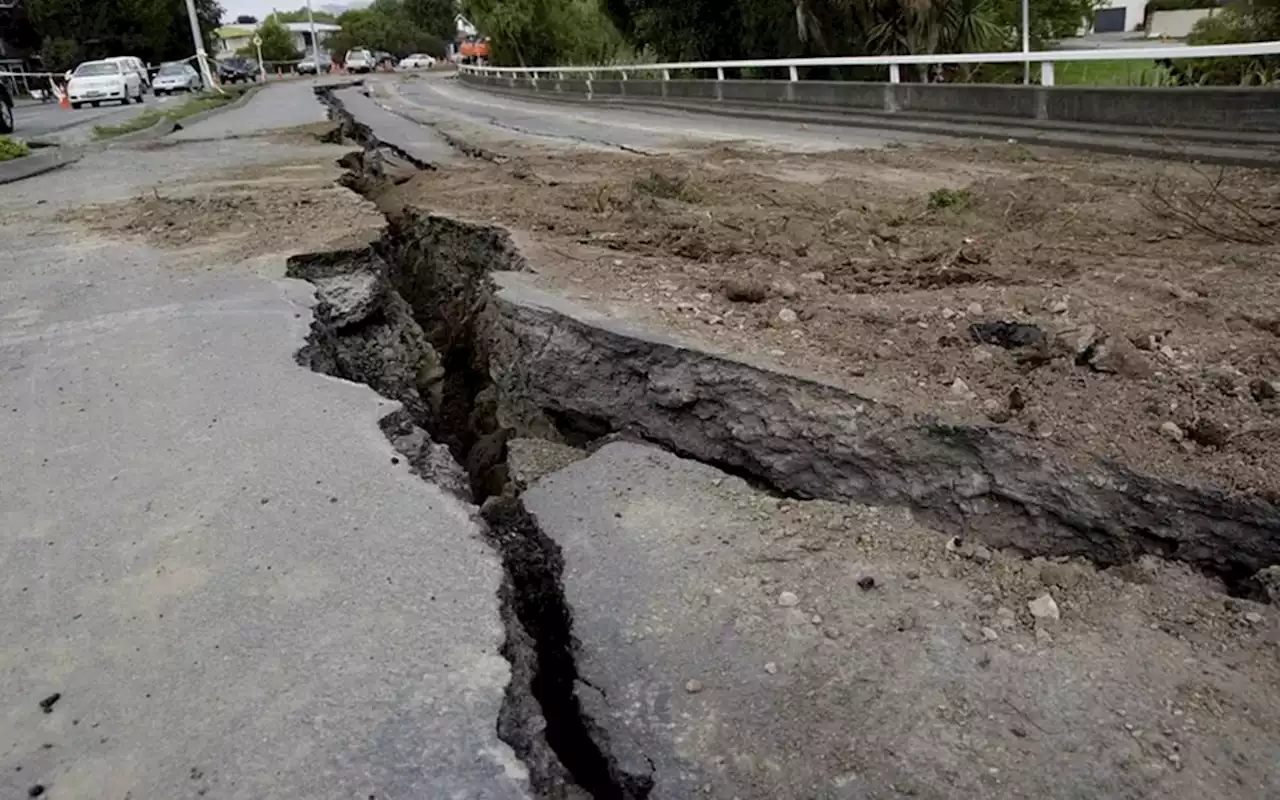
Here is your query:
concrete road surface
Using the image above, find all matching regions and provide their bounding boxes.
[0,81,528,799]
[13,99,152,143]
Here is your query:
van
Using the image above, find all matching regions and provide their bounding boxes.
[345,49,375,74]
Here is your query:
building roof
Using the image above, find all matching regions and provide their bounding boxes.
[282,22,342,33]
[214,21,342,40]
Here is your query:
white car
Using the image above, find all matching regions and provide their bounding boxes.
[397,54,436,70]
[68,60,144,108]
[345,48,375,73]
[104,56,151,90]
[152,63,202,95]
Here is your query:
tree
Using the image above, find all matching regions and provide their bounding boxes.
[462,0,628,65]
[28,0,224,66]
[326,0,449,58]
[405,0,458,40]
[272,7,340,23]
[1182,0,1280,84]
[246,15,301,62]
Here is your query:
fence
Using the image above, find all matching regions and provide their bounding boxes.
[457,40,1280,87]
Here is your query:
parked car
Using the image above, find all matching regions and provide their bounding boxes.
[296,54,333,75]
[152,62,202,95]
[103,56,151,90]
[344,48,375,74]
[218,57,258,84]
[0,82,13,133]
[68,60,145,108]
[397,53,436,70]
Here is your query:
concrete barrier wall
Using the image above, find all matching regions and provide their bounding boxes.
[460,73,1280,133]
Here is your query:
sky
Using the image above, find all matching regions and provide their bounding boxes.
[219,1,370,24]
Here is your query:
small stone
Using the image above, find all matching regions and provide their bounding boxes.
[800,271,826,282]
[722,278,771,303]
[941,308,957,320]
[38,693,60,714]
[763,662,778,675]
[857,576,876,591]
[981,626,1000,641]
[823,626,841,639]
[1159,421,1184,442]
[772,279,799,299]
[777,591,800,607]
[1035,627,1054,645]
[966,302,984,316]
[950,378,973,397]
[1244,611,1264,624]
[28,786,45,798]
[811,613,823,624]
[1028,593,1060,622]
[1048,299,1069,314]
[776,308,799,325]
[684,679,704,694]
[1187,418,1231,448]
[705,315,723,326]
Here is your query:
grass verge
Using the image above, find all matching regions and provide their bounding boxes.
[1051,59,1167,86]
[93,87,251,140]
[0,135,31,161]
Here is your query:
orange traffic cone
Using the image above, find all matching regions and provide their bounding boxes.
[59,86,70,109]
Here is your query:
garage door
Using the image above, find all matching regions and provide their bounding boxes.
[1094,7,1127,33]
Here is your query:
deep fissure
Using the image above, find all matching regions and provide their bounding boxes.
[293,83,1280,791]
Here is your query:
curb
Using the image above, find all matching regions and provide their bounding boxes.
[458,80,1280,168]
[0,144,82,185]
[109,83,265,145]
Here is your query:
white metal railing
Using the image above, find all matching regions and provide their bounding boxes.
[458,40,1280,87]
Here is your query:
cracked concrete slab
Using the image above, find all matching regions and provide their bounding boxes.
[0,88,528,799]
[519,441,1280,799]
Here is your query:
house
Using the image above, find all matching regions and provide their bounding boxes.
[1092,0,1148,33]
[213,21,343,61]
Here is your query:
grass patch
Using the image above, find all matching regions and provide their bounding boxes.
[633,171,700,202]
[1051,59,1171,87]
[94,87,250,139]
[928,187,975,211]
[0,135,31,161]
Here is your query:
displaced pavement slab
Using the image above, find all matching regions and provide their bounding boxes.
[332,84,461,167]
[0,95,528,798]
[519,441,1280,799]
[169,79,330,141]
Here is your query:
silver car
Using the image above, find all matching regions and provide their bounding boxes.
[152,62,202,95]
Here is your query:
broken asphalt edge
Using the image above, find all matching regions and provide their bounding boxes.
[0,143,81,185]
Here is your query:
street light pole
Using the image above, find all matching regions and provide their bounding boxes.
[1021,0,1031,84]
[183,0,216,90]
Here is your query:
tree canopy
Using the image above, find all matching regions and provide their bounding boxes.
[28,0,225,71]
[326,0,452,59]
[242,15,301,62]
[466,0,1099,68]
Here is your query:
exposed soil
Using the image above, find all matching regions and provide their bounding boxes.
[375,141,1280,500]
[60,154,383,258]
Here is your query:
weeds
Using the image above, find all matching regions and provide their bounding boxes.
[928,187,975,211]
[633,171,699,202]
[0,135,30,161]
[1147,164,1277,245]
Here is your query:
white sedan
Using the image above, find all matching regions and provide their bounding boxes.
[67,60,145,108]
[397,54,436,70]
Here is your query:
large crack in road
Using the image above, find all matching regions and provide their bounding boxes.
[288,83,1280,797]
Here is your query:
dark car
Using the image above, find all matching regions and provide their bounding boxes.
[373,51,396,70]
[0,82,13,134]
[218,58,258,84]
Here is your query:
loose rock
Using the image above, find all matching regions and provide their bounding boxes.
[1028,593,1061,622]
[772,279,799,299]
[857,576,876,591]
[684,679,704,694]
[1249,377,1278,402]
[722,278,770,304]
[1040,562,1085,589]
[1187,418,1231,448]
[1254,565,1280,603]
[763,662,779,675]
[1159,422,1184,443]
[777,591,800,607]
[776,308,799,325]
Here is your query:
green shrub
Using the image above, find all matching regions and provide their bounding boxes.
[1180,5,1280,85]
[928,187,975,211]
[0,136,30,161]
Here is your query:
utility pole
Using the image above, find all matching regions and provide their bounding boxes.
[183,0,216,90]
[1018,0,1029,84]
[306,0,321,70]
